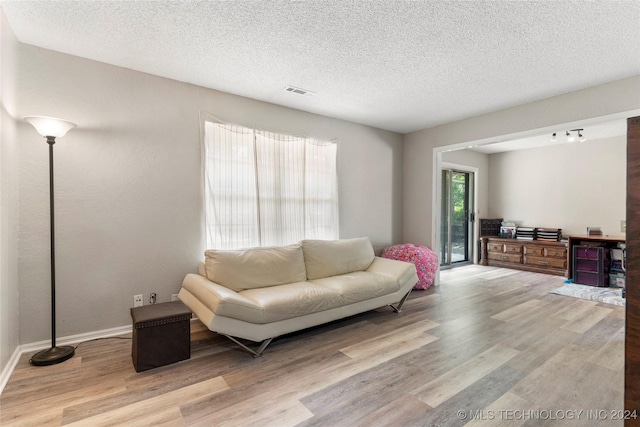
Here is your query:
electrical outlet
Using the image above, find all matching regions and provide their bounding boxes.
[150,293,157,304]
[133,294,143,307]
[171,294,179,302]
[621,220,627,233]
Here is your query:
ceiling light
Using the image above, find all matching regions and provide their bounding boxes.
[566,128,587,142]
[577,130,587,142]
[566,131,575,143]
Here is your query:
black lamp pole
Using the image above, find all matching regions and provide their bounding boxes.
[49,139,56,348]
[24,116,76,365]
[29,133,75,366]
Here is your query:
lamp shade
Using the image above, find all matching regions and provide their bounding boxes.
[24,116,76,138]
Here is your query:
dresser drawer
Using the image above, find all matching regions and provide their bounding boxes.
[544,246,567,258]
[523,245,545,257]
[524,255,566,269]
[575,271,600,286]
[576,258,599,272]
[575,246,603,259]
[504,244,523,254]
[488,252,522,263]
[487,242,504,253]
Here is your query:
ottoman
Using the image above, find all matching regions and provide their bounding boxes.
[131,301,192,372]
[381,243,439,290]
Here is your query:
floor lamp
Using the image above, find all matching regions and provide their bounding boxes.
[24,116,77,366]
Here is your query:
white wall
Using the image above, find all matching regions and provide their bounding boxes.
[0,8,20,383]
[488,135,626,237]
[15,44,404,344]
[441,149,489,220]
[404,76,640,249]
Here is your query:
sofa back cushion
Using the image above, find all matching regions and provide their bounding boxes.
[204,244,307,292]
[302,237,375,280]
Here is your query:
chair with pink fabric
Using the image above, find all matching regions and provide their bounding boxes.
[381,243,439,290]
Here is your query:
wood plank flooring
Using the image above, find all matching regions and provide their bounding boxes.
[0,265,626,426]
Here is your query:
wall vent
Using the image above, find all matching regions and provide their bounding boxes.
[284,85,315,96]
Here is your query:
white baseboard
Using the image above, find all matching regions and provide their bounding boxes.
[0,346,22,395]
[19,325,132,353]
[0,324,132,395]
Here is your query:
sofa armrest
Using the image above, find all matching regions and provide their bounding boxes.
[367,256,418,289]
[181,273,261,314]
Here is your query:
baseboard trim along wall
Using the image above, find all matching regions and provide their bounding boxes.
[0,347,22,396]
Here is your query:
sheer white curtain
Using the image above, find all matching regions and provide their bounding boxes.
[204,121,338,250]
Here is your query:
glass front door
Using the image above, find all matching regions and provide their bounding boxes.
[441,169,474,267]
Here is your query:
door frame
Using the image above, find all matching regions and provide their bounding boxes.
[431,155,480,286]
[440,163,477,267]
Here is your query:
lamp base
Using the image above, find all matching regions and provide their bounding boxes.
[30,346,75,366]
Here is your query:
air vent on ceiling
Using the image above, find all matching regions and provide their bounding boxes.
[284,85,315,96]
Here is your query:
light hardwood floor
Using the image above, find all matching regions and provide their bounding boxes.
[0,265,625,426]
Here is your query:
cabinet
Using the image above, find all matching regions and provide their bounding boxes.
[572,246,609,287]
[480,237,568,276]
[567,235,625,279]
[131,301,191,372]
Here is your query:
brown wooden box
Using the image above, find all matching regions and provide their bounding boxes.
[131,301,191,372]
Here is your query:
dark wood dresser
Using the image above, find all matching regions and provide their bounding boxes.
[480,237,568,276]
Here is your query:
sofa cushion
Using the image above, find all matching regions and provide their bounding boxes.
[204,244,307,292]
[302,237,375,280]
[239,282,344,323]
[310,271,399,304]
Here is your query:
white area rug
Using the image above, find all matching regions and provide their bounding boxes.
[549,283,625,306]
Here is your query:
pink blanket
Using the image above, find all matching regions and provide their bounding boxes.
[381,243,438,290]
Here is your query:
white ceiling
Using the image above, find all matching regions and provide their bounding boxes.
[1,1,639,137]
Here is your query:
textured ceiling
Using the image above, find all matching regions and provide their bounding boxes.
[1,0,639,134]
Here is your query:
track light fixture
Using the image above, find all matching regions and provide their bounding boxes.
[550,129,586,143]
[577,129,586,142]
[569,128,586,143]
[566,131,575,143]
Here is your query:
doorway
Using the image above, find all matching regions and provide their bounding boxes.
[440,168,475,268]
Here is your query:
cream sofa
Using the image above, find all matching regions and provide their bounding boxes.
[178,237,419,356]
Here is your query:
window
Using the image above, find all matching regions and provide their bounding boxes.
[203,121,338,249]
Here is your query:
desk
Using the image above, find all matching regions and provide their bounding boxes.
[567,235,626,280]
